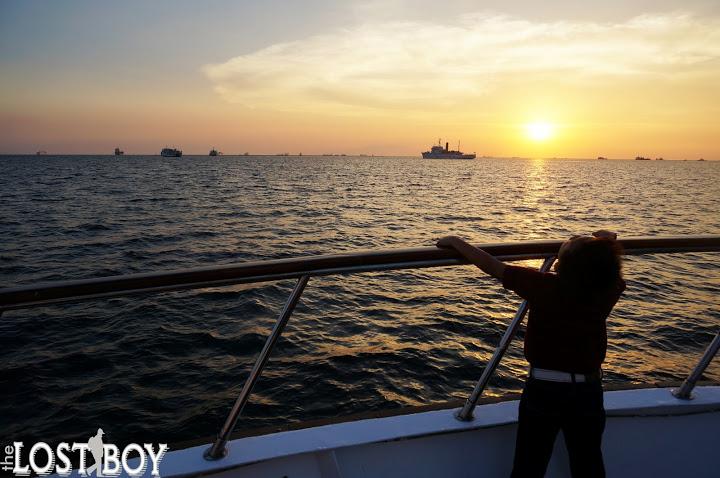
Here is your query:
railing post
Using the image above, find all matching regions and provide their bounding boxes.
[672,331,720,400]
[455,256,556,422]
[204,275,310,460]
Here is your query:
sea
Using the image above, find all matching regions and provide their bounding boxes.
[1,155,719,450]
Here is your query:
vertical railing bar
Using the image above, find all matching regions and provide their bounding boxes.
[455,256,556,422]
[204,275,310,460]
[672,331,720,400]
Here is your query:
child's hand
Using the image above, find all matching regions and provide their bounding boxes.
[592,230,617,240]
[437,236,460,248]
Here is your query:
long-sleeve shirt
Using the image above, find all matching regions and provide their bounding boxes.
[502,265,625,373]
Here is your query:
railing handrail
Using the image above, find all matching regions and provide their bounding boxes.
[3,234,718,461]
[2,235,720,311]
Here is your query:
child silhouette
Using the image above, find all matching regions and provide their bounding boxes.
[437,231,624,477]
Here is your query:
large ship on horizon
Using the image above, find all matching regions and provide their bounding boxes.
[422,139,476,159]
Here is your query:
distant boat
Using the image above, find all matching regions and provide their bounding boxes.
[209,148,219,156]
[36,150,47,156]
[114,147,124,156]
[698,158,706,161]
[422,139,476,159]
[655,157,664,161]
[635,156,651,161]
[597,156,608,160]
[161,147,182,157]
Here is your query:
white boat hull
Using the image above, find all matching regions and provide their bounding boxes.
[123,386,719,478]
[422,153,476,159]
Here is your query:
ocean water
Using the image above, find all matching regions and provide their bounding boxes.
[1,155,718,450]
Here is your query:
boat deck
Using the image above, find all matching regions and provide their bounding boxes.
[145,385,719,478]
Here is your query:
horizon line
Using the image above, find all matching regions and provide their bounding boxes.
[0,153,715,161]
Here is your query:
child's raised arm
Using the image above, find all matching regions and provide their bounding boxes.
[436,236,506,280]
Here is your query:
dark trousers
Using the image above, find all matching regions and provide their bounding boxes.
[511,377,606,478]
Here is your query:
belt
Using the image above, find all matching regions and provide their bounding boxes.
[530,367,602,383]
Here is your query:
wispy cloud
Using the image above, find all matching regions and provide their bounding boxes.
[203,12,720,113]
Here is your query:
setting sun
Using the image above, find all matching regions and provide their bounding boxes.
[526,122,554,141]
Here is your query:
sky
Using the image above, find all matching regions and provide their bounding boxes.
[1,0,719,158]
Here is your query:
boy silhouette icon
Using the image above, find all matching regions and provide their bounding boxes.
[85,428,105,476]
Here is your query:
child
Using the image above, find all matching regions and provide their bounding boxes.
[436,231,624,478]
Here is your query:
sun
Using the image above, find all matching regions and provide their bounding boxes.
[526,122,554,141]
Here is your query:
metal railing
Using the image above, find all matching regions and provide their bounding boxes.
[672,331,720,400]
[1,235,719,460]
[204,275,309,460]
[455,255,557,421]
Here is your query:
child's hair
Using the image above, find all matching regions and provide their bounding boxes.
[556,237,623,298]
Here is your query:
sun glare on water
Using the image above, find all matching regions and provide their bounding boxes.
[526,122,554,141]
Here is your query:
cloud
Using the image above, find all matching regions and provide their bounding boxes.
[203,12,720,113]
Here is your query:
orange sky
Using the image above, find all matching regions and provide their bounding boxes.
[1,4,719,158]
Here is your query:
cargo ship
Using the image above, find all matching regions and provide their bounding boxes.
[422,139,476,159]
